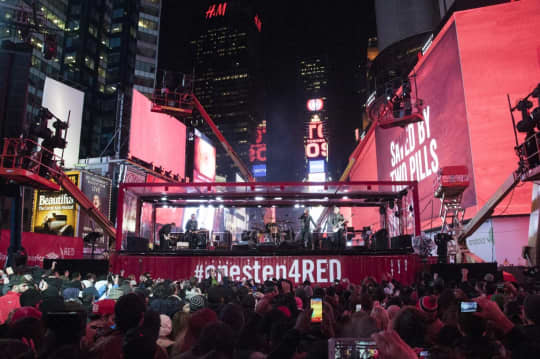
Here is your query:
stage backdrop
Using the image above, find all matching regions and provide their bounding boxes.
[0,230,83,267]
[111,253,424,286]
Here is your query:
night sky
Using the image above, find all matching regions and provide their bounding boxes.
[158,0,376,181]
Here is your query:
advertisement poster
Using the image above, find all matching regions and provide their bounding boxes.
[78,171,112,255]
[32,171,79,237]
[194,130,216,183]
[375,23,476,222]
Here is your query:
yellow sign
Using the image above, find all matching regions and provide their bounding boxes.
[32,171,80,237]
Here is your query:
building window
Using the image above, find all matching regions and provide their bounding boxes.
[111,23,122,33]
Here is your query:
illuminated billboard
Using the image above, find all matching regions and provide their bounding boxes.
[252,163,266,177]
[193,129,216,183]
[41,77,85,168]
[305,117,328,160]
[307,98,324,112]
[309,160,325,174]
[129,89,186,178]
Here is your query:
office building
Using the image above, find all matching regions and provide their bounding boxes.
[190,1,263,181]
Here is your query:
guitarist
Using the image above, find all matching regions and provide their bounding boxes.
[185,213,199,249]
[158,222,176,251]
[328,206,346,249]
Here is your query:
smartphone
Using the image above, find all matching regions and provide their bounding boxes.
[329,338,378,359]
[6,267,14,275]
[311,298,323,323]
[460,301,478,313]
[355,304,362,312]
[419,350,430,357]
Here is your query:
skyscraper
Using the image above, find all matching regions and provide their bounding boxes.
[189,1,263,181]
[134,0,161,96]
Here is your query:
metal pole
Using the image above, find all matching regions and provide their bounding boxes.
[507,94,520,149]
[6,184,22,268]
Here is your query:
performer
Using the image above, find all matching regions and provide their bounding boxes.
[185,214,199,249]
[328,206,346,249]
[158,222,175,251]
[299,208,317,249]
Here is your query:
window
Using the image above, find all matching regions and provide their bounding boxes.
[109,37,121,48]
[113,8,124,19]
[111,23,122,33]
[84,56,95,70]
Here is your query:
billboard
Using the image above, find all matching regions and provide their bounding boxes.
[193,130,216,182]
[129,89,186,178]
[252,163,266,177]
[77,171,112,254]
[41,77,85,168]
[309,159,325,174]
[32,171,80,237]
[375,22,476,221]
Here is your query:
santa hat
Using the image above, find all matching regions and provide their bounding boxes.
[417,295,438,313]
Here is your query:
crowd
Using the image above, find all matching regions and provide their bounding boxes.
[0,251,539,359]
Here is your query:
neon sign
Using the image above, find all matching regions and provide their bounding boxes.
[305,121,328,159]
[206,3,227,19]
[307,98,324,112]
[249,122,267,163]
[254,14,262,32]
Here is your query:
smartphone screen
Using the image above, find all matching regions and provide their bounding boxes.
[311,298,323,323]
[355,304,362,312]
[6,267,14,275]
[329,338,378,359]
[460,301,478,313]
[419,350,430,357]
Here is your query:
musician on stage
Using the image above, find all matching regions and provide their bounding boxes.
[158,222,175,251]
[185,214,199,249]
[328,206,346,249]
[299,208,317,249]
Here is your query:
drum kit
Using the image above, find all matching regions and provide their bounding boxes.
[242,220,295,246]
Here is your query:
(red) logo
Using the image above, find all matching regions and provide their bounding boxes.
[206,3,227,19]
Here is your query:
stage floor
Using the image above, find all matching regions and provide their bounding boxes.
[118,248,413,257]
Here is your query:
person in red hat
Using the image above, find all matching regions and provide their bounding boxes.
[0,276,31,324]
[417,295,444,345]
[83,299,116,349]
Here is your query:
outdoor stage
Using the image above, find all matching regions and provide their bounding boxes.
[110,249,429,286]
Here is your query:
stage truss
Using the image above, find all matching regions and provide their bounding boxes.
[116,181,421,251]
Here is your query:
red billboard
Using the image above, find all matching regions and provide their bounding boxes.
[193,131,216,182]
[129,89,186,178]
[375,22,477,221]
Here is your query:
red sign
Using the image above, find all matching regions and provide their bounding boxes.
[306,121,328,159]
[249,123,267,163]
[194,136,216,182]
[112,253,424,285]
[0,230,83,267]
[375,23,476,221]
[254,14,262,32]
[206,2,227,19]
[307,98,324,112]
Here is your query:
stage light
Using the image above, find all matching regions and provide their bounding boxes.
[257,205,262,208]
[219,204,224,209]
[274,197,282,200]
[342,196,349,200]
[254,196,264,201]
[323,197,329,201]
[161,196,167,201]
[294,204,300,208]
[216,196,223,201]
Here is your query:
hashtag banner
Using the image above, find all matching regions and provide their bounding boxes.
[111,253,424,286]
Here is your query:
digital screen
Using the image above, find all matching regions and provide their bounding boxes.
[252,164,266,177]
[130,89,186,177]
[310,298,322,323]
[306,121,328,159]
[328,339,379,359]
[42,77,85,168]
[460,301,478,313]
[194,133,216,183]
[309,160,325,173]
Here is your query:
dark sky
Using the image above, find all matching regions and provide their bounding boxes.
[158,0,377,181]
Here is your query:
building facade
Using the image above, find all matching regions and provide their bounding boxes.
[190,1,264,181]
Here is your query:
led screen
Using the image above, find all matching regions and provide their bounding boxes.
[194,132,216,182]
[252,163,266,177]
[375,23,476,222]
[42,77,84,168]
[309,160,325,173]
[129,89,186,177]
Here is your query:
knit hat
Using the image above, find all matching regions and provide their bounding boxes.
[189,295,206,313]
[159,314,172,337]
[418,295,438,313]
[524,294,540,324]
[9,307,42,325]
[93,299,116,317]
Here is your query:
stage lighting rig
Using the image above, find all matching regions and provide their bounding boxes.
[511,83,540,173]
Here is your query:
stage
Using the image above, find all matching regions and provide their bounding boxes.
[110,249,428,286]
